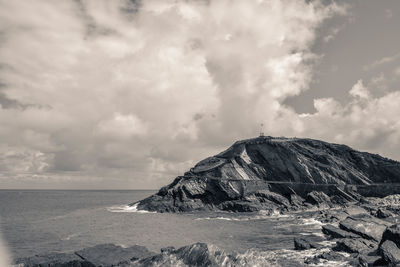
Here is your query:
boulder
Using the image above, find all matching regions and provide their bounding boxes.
[137,242,234,267]
[288,193,304,207]
[380,224,400,248]
[293,237,320,250]
[254,190,291,208]
[305,191,331,206]
[376,208,394,219]
[14,252,95,267]
[322,224,359,239]
[75,243,154,266]
[334,238,376,254]
[304,251,346,265]
[358,254,386,267]
[379,240,400,266]
[339,216,388,241]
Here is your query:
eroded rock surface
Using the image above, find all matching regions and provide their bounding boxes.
[15,244,155,267]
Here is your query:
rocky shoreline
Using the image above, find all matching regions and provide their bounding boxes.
[292,196,400,266]
[14,194,400,266]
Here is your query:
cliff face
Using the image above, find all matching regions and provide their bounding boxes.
[136,136,400,212]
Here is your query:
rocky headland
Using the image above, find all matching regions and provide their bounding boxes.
[135,136,400,213]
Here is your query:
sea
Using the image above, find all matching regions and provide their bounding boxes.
[0,190,350,266]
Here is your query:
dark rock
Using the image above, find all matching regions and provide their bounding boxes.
[288,193,304,207]
[253,190,290,208]
[304,251,346,265]
[334,238,376,254]
[217,200,261,212]
[339,215,388,241]
[305,191,331,206]
[136,242,234,267]
[358,254,386,267]
[380,224,400,248]
[75,243,154,266]
[322,224,359,239]
[379,240,400,266]
[14,252,95,267]
[376,208,394,219]
[293,237,320,250]
[161,246,175,253]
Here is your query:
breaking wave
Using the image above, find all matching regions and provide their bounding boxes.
[134,245,351,267]
[107,203,156,213]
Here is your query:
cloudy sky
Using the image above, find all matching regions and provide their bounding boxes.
[0,0,399,189]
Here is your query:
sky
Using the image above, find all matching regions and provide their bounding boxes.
[0,0,399,189]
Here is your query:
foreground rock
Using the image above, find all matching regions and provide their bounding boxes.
[318,208,400,266]
[15,244,155,267]
[133,243,233,267]
[293,237,320,250]
[379,240,400,266]
[135,136,400,213]
[14,252,94,267]
[75,244,154,266]
[338,215,390,242]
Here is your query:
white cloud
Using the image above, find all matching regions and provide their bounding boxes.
[349,79,371,99]
[292,80,400,160]
[0,0,349,188]
[95,113,148,139]
[363,52,400,71]
[323,25,344,43]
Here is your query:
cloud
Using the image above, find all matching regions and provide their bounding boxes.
[363,52,400,71]
[323,25,344,43]
[0,0,350,188]
[349,79,370,99]
[293,80,400,160]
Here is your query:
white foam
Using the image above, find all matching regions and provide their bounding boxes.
[61,233,80,241]
[300,218,324,226]
[195,211,293,221]
[107,203,156,213]
[195,216,247,221]
[235,248,351,267]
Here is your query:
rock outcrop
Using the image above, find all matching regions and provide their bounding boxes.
[319,208,400,266]
[293,237,320,250]
[15,244,155,267]
[135,136,400,212]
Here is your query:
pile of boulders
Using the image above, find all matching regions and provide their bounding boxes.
[295,209,400,266]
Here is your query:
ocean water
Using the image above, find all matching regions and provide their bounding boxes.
[0,190,347,266]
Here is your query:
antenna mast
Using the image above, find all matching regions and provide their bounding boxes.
[259,123,264,137]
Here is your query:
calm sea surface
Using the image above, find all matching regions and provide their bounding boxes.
[0,190,332,264]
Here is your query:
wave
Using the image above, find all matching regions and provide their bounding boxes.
[106,203,156,213]
[233,248,350,267]
[300,218,325,228]
[134,244,351,267]
[61,232,80,241]
[195,210,293,221]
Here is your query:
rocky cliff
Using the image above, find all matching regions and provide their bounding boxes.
[135,136,400,212]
